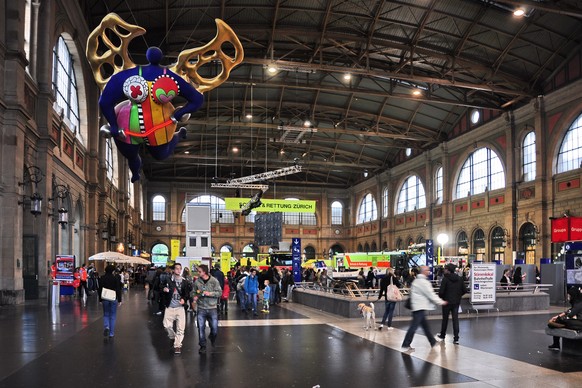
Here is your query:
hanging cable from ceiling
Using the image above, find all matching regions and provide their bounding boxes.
[122,0,149,48]
[265,79,269,173]
[249,73,254,178]
[215,86,219,181]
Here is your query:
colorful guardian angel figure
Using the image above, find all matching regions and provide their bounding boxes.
[86,14,243,182]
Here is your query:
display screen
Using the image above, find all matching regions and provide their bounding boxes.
[566,269,582,285]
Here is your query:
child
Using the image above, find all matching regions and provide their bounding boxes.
[262,279,271,313]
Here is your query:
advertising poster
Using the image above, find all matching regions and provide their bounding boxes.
[170,239,181,262]
[56,255,75,295]
[470,263,496,304]
[426,239,434,280]
[220,251,231,274]
[292,238,302,283]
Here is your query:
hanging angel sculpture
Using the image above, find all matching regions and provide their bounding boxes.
[86,13,244,182]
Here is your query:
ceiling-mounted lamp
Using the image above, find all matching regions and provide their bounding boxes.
[303,119,312,127]
[363,169,369,178]
[343,73,352,81]
[513,8,525,17]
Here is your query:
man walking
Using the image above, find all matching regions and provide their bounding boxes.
[162,263,190,355]
[192,264,222,354]
[401,266,447,351]
[437,264,467,344]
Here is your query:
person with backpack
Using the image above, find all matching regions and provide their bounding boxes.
[236,269,248,311]
[161,263,191,355]
[244,268,260,316]
[437,264,467,344]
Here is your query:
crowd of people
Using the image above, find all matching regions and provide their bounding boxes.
[52,258,578,356]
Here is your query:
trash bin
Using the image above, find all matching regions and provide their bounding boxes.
[49,280,60,306]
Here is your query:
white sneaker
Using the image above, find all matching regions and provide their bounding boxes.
[401,346,415,352]
[387,327,394,330]
[378,324,384,331]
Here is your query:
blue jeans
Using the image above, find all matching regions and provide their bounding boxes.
[102,300,118,336]
[237,289,247,310]
[197,308,218,347]
[381,300,396,326]
[246,293,257,312]
[402,310,436,348]
[269,284,277,304]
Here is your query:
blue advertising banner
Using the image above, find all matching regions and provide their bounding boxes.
[426,239,434,280]
[292,238,302,283]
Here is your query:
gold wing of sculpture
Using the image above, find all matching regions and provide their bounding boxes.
[86,13,146,92]
[170,19,244,93]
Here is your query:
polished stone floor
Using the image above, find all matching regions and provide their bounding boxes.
[0,288,580,388]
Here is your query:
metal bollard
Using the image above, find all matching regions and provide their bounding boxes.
[50,280,60,306]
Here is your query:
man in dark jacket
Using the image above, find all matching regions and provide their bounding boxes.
[437,264,467,344]
[161,263,191,354]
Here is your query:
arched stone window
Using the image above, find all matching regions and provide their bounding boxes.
[522,131,536,181]
[455,147,505,199]
[557,114,582,173]
[396,175,426,214]
[152,195,166,221]
[357,193,378,224]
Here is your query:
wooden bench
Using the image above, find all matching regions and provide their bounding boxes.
[545,327,582,355]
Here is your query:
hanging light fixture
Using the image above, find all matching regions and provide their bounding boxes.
[58,207,69,229]
[48,183,70,228]
[18,166,45,217]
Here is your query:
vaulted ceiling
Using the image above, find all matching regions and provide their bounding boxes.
[81,0,582,189]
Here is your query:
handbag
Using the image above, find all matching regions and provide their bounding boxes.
[547,315,566,329]
[404,297,412,309]
[101,287,117,301]
[387,277,403,302]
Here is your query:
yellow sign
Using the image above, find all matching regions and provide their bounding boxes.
[170,239,181,262]
[224,198,316,213]
[220,252,231,274]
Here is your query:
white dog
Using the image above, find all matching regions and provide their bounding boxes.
[357,302,376,330]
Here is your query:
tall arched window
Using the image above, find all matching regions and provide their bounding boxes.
[395,238,403,250]
[304,246,316,260]
[151,243,169,266]
[435,167,443,204]
[139,188,144,220]
[455,147,505,199]
[473,229,486,261]
[522,131,536,181]
[24,0,34,74]
[382,186,389,217]
[281,198,316,225]
[557,114,582,173]
[127,171,134,208]
[181,195,233,224]
[152,195,166,221]
[105,138,117,186]
[396,175,426,214]
[52,36,81,142]
[331,201,343,225]
[357,193,378,224]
